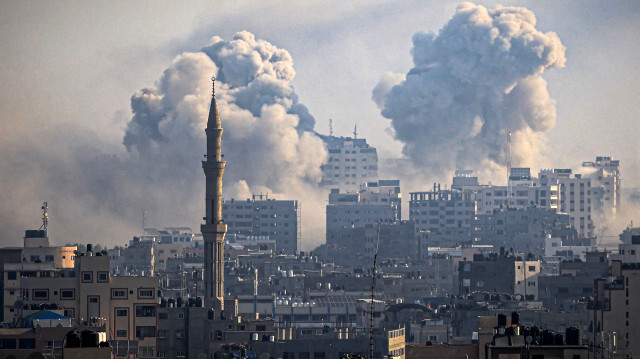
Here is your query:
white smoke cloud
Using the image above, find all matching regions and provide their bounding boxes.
[374,2,566,179]
[123,31,328,250]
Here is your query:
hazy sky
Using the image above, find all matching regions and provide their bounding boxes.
[1,1,639,245]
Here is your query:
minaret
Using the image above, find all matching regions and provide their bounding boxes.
[202,76,227,314]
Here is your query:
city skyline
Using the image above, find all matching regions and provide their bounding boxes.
[1,1,638,248]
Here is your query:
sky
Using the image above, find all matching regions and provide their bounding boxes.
[1,1,639,248]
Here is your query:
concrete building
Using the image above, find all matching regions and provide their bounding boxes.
[458,252,541,299]
[222,196,300,255]
[473,207,570,248]
[451,170,480,191]
[582,156,620,216]
[538,169,593,237]
[410,185,476,244]
[22,230,75,269]
[589,261,640,358]
[326,180,401,244]
[2,249,159,358]
[320,135,379,192]
[538,251,609,310]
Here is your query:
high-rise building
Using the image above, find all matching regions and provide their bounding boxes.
[539,169,593,237]
[222,195,299,255]
[582,156,620,215]
[201,77,226,314]
[409,184,476,243]
[319,135,378,192]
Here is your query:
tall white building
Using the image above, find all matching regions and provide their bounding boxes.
[582,156,620,216]
[539,169,593,237]
[320,135,378,192]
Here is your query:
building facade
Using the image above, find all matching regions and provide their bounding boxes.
[320,135,379,192]
[223,196,299,255]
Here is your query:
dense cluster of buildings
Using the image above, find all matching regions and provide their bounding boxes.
[0,77,635,359]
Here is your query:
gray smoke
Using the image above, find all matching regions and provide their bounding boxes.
[0,31,327,249]
[123,31,328,247]
[374,2,566,178]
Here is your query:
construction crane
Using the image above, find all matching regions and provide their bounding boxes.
[369,222,381,359]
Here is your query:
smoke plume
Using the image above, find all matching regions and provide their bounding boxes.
[0,31,327,249]
[123,31,328,248]
[374,2,566,180]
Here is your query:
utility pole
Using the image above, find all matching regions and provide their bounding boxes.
[369,222,381,359]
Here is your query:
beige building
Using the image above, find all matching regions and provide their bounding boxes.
[3,251,159,358]
[23,229,76,268]
[589,260,640,358]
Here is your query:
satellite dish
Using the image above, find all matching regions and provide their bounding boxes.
[526,336,533,344]
[515,295,522,301]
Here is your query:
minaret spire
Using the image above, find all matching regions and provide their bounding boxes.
[202,74,227,314]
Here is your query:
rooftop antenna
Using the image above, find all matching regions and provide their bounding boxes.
[353,124,358,139]
[507,132,512,207]
[329,119,333,137]
[369,222,381,359]
[39,202,48,237]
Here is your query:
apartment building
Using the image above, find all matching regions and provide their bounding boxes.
[2,249,159,358]
[539,169,593,237]
[409,185,476,243]
[326,180,402,244]
[222,195,299,254]
[458,252,541,299]
[589,261,640,358]
[582,156,620,215]
[320,135,379,192]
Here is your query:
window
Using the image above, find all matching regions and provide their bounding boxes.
[0,339,16,349]
[135,326,155,338]
[33,289,49,300]
[82,271,92,283]
[18,338,36,349]
[528,266,536,272]
[111,289,127,299]
[45,255,54,262]
[116,330,127,337]
[97,272,108,282]
[140,346,155,357]
[116,309,128,317]
[178,312,185,319]
[135,305,156,317]
[64,308,74,318]
[60,289,75,300]
[7,271,16,280]
[138,288,154,298]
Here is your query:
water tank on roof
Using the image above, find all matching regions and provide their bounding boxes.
[81,330,99,348]
[566,326,581,345]
[497,314,507,327]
